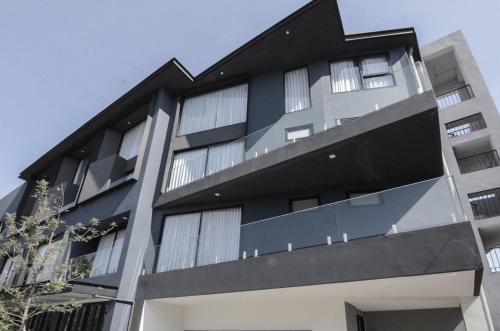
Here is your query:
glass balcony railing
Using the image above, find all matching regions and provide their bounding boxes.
[435,85,474,109]
[147,176,464,274]
[68,248,118,280]
[166,61,433,192]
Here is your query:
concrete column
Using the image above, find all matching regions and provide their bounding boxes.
[107,89,176,331]
[460,296,490,331]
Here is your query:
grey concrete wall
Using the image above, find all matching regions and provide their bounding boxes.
[365,308,466,331]
[422,31,500,330]
[243,47,419,159]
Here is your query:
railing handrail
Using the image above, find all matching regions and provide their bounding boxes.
[435,84,472,98]
[242,175,455,226]
[457,150,499,162]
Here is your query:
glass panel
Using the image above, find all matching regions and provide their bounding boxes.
[286,127,312,141]
[119,121,146,160]
[361,56,390,76]
[363,75,395,89]
[157,213,200,272]
[330,60,362,93]
[168,148,208,190]
[179,84,248,135]
[196,208,241,266]
[90,233,115,277]
[206,141,245,176]
[285,67,311,113]
[291,198,319,212]
[107,229,125,274]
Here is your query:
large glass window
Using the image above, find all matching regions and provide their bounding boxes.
[90,229,125,277]
[167,141,244,190]
[156,207,241,272]
[285,67,311,113]
[0,257,14,285]
[26,239,64,283]
[119,121,146,160]
[331,55,394,93]
[178,84,248,135]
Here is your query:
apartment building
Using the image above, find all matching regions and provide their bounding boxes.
[0,0,498,330]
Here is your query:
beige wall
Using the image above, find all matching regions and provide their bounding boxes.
[140,299,348,331]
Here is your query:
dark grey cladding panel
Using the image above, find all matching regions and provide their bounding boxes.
[135,222,482,300]
[172,123,247,151]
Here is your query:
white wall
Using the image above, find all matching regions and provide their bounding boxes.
[141,298,348,331]
[140,301,185,331]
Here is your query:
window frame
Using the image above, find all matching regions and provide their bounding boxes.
[176,83,250,137]
[346,190,384,207]
[329,52,395,94]
[157,205,244,271]
[283,65,312,114]
[285,124,314,142]
[289,196,321,213]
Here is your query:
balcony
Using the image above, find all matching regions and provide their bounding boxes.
[435,85,474,109]
[457,150,500,174]
[156,62,441,208]
[469,187,500,220]
[148,176,464,274]
[446,113,486,138]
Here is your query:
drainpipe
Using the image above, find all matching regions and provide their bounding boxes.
[408,47,424,94]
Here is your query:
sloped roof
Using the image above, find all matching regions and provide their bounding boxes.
[20,0,420,179]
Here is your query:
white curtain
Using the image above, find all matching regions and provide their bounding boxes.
[285,68,311,113]
[157,213,201,272]
[119,121,146,160]
[331,60,362,93]
[178,84,248,135]
[361,56,390,76]
[215,84,248,127]
[0,258,13,285]
[196,208,241,266]
[286,127,312,141]
[107,230,125,274]
[73,158,88,185]
[361,56,394,89]
[90,232,115,277]
[206,141,245,175]
[168,148,208,190]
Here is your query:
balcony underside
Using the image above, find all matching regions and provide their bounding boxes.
[155,91,442,208]
[136,222,482,300]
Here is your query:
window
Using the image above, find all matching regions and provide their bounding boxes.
[285,67,311,113]
[290,197,319,212]
[468,188,500,220]
[446,113,486,138]
[167,141,244,190]
[360,56,395,89]
[119,121,146,160]
[286,125,313,142]
[331,55,394,93]
[348,192,382,206]
[178,84,248,135]
[27,239,64,283]
[73,158,88,185]
[156,207,241,272]
[90,229,125,277]
[0,257,14,285]
[486,248,500,273]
